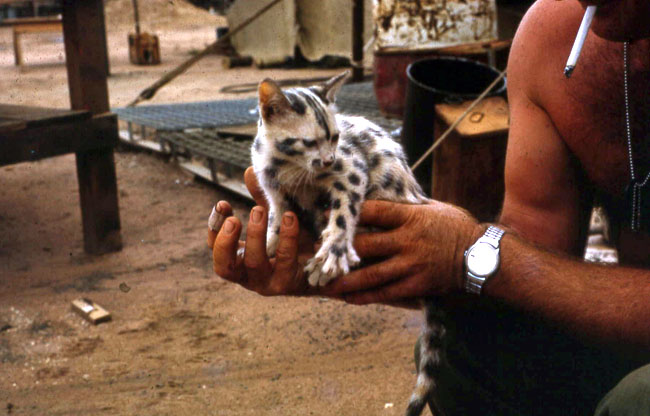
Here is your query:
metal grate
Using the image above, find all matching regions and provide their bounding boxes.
[336,81,402,133]
[160,129,252,170]
[114,98,259,131]
[113,82,401,134]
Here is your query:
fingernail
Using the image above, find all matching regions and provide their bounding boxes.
[251,207,263,224]
[215,202,223,213]
[282,213,294,227]
[224,219,235,234]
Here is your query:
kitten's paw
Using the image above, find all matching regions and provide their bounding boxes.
[304,242,359,287]
[305,258,337,287]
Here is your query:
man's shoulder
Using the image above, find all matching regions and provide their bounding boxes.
[514,0,583,45]
[507,0,583,103]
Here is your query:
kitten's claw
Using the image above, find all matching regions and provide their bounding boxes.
[346,242,361,266]
[236,247,245,259]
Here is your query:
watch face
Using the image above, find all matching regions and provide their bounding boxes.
[466,243,499,277]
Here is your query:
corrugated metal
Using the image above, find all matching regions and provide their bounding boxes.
[227,0,373,66]
[374,0,498,52]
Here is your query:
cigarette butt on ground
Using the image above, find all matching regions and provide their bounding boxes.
[71,298,111,325]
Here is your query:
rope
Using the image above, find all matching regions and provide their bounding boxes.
[410,68,507,172]
[127,0,284,107]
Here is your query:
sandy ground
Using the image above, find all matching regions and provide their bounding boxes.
[0,3,423,416]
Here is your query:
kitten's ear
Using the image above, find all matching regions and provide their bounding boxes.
[319,70,351,103]
[258,78,290,121]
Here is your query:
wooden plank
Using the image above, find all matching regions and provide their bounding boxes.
[14,22,62,34]
[0,119,26,131]
[0,16,62,27]
[0,104,89,131]
[0,113,118,165]
[118,129,165,153]
[179,161,251,199]
[214,123,257,138]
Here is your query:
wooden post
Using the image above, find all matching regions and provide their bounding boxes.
[12,28,22,66]
[63,0,122,254]
[351,0,364,82]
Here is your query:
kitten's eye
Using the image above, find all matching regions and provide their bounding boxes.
[331,134,339,142]
[302,139,318,148]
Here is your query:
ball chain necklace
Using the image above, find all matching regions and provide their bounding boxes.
[623,41,650,232]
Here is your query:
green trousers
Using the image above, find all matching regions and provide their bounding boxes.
[414,338,650,416]
[593,364,650,416]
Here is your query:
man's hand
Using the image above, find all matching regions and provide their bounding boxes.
[207,167,316,296]
[322,200,482,305]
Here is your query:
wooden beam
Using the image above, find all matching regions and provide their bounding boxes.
[0,104,89,128]
[63,0,121,254]
[13,21,61,34]
[0,114,118,166]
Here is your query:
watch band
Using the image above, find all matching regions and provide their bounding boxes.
[464,226,505,295]
[481,225,505,248]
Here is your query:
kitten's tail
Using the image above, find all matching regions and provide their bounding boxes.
[405,342,436,416]
[405,302,446,416]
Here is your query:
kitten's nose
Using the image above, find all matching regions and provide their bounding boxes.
[322,160,334,167]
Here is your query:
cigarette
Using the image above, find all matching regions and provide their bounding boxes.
[564,5,597,78]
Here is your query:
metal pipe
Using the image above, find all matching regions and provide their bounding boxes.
[131,0,141,37]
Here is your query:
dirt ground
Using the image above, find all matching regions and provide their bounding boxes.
[0,2,423,415]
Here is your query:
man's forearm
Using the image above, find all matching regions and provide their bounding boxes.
[483,231,650,359]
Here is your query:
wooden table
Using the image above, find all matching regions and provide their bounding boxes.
[0,16,63,66]
[0,0,122,255]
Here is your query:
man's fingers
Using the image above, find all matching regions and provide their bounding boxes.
[212,216,243,281]
[207,201,233,248]
[353,230,401,258]
[243,206,272,283]
[342,270,428,305]
[358,200,411,229]
[269,212,302,294]
[344,279,413,305]
[320,258,408,295]
[244,167,268,209]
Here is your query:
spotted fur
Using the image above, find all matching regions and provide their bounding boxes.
[252,72,444,416]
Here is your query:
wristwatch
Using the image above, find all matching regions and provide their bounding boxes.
[464,226,505,295]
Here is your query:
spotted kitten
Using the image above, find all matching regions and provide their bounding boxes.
[252,71,443,416]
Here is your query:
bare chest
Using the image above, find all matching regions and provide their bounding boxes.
[539,39,650,265]
[544,42,650,198]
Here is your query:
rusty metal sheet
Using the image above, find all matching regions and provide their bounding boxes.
[374,0,498,52]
